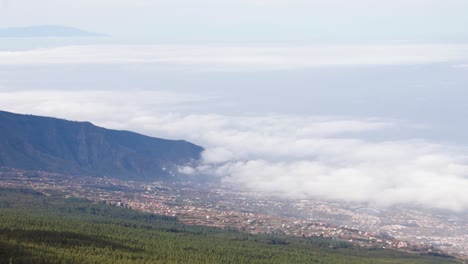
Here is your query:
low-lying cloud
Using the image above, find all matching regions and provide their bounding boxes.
[9,0,467,8]
[1,44,468,70]
[2,89,468,212]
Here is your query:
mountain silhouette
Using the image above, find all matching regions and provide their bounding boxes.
[0,110,203,180]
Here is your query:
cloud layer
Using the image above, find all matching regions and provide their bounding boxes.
[1,90,468,212]
[6,0,468,8]
[1,44,468,70]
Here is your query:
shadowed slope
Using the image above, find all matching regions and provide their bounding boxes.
[0,110,203,180]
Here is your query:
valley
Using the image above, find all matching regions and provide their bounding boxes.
[1,167,466,261]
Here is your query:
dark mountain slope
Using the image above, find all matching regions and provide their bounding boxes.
[0,110,203,180]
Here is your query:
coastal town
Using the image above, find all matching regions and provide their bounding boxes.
[1,167,466,259]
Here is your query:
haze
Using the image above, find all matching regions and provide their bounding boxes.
[1,0,468,212]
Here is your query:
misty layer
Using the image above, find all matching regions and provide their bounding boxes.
[2,90,468,212]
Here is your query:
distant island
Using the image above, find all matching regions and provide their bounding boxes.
[0,25,106,38]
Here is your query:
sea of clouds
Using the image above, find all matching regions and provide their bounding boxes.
[1,44,468,212]
[1,89,468,212]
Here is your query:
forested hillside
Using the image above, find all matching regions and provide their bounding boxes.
[0,188,458,264]
[0,110,203,180]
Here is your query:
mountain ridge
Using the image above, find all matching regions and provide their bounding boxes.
[0,110,203,180]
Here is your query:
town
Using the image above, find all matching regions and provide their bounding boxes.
[1,167,466,259]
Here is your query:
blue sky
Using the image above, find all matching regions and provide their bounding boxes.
[1,0,468,211]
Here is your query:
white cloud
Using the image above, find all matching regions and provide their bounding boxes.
[8,0,467,8]
[1,44,468,70]
[2,89,468,212]
[0,90,207,124]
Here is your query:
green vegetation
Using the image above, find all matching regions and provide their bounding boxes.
[0,188,459,264]
[0,110,203,180]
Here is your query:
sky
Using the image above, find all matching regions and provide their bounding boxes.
[1,0,468,42]
[1,1,468,212]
